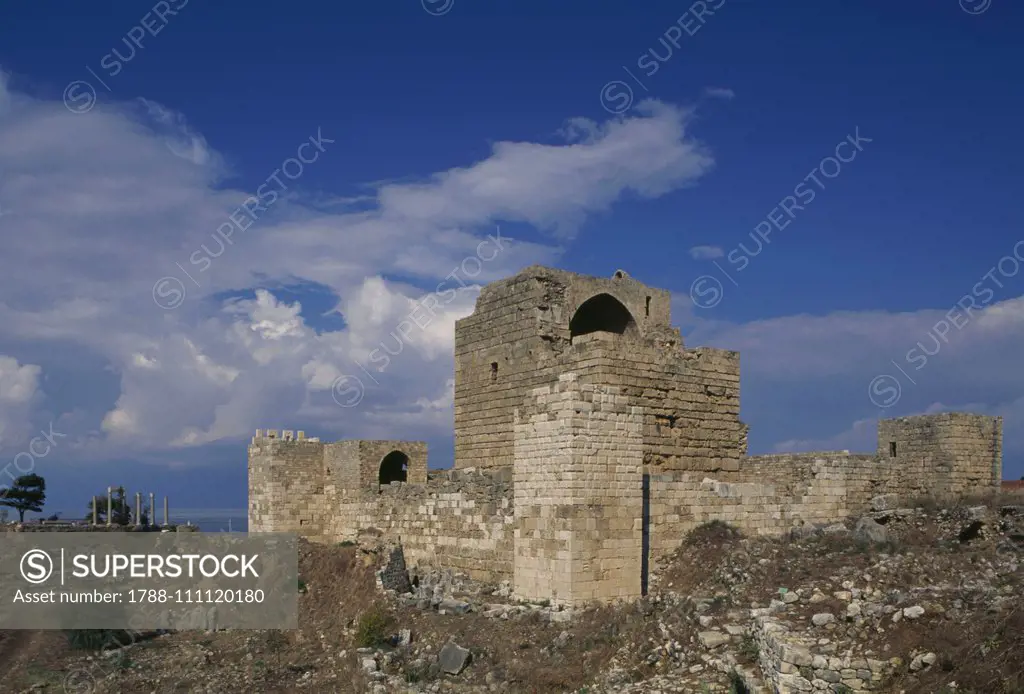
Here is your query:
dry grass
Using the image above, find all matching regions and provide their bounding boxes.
[883,607,1024,694]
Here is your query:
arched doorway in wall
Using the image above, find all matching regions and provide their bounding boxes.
[379,451,409,485]
[569,293,637,341]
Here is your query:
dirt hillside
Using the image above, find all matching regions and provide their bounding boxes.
[2,493,1021,693]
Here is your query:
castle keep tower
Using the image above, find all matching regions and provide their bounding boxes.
[454,266,744,473]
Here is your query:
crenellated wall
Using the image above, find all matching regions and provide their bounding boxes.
[248,432,328,540]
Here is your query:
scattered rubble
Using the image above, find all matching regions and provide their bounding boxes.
[1,496,1021,692]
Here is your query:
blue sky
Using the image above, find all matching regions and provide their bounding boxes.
[0,0,1022,515]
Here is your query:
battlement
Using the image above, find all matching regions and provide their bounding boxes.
[251,429,320,444]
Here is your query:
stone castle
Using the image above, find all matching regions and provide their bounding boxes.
[249,266,1003,606]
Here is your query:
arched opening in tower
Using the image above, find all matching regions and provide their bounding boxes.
[379,450,409,485]
[569,293,637,340]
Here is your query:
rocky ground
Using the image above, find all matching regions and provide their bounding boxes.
[2,493,1022,694]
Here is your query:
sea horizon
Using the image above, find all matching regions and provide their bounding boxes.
[37,507,249,532]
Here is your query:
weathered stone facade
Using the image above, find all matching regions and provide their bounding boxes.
[248,266,1004,607]
[513,374,644,604]
[454,266,742,472]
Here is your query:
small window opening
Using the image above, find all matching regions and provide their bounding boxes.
[645,296,651,317]
[889,441,898,457]
[490,362,498,381]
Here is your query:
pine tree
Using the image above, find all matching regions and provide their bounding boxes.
[0,474,46,522]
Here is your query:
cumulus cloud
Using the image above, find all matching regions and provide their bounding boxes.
[0,73,718,459]
[5,69,1018,482]
[0,355,42,450]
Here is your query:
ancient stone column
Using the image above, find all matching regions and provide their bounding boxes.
[163,496,169,527]
[135,493,142,527]
[106,487,113,527]
[149,493,155,528]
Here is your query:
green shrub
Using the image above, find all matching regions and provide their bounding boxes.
[64,629,134,651]
[738,634,759,662]
[355,608,392,648]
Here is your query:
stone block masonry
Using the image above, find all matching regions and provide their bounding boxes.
[248,266,1005,607]
[878,412,1002,496]
[454,266,677,471]
[248,431,427,544]
[513,375,643,605]
[327,468,515,584]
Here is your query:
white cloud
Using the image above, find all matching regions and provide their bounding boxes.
[0,72,717,458]
[8,67,1016,481]
[689,245,725,260]
[771,417,879,454]
[0,355,42,449]
[691,294,1024,475]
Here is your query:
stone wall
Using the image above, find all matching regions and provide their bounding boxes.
[644,452,876,562]
[248,433,428,545]
[752,614,893,693]
[513,375,643,605]
[248,435,329,540]
[454,269,562,471]
[641,430,1007,567]
[325,468,515,584]
[878,412,1003,496]
[564,333,742,472]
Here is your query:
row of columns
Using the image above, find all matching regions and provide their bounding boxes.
[90,487,170,527]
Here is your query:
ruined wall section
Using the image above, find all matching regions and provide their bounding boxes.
[879,413,1002,497]
[324,469,514,584]
[454,270,562,470]
[249,434,431,545]
[646,453,881,562]
[247,430,329,541]
[513,373,644,606]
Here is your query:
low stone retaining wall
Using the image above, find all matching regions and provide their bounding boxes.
[752,615,893,692]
